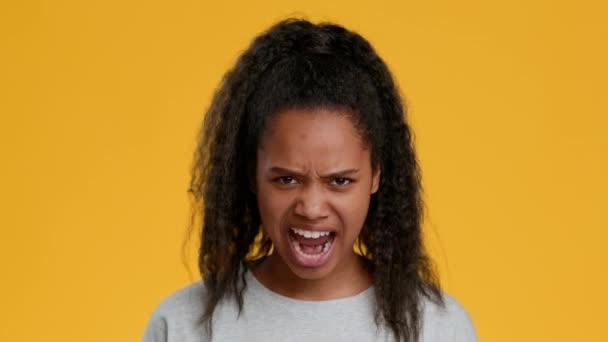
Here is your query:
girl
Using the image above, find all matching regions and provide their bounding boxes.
[143,18,476,342]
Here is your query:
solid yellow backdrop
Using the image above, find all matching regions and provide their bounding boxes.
[1,0,606,341]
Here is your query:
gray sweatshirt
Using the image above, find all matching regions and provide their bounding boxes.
[142,270,477,342]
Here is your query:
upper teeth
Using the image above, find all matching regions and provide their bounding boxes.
[290,227,331,239]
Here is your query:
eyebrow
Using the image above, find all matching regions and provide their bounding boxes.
[268,167,359,178]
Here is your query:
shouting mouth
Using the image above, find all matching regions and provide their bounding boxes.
[287,226,336,267]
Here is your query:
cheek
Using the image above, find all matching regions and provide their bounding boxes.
[256,188,291,230]
[335,190,372,235]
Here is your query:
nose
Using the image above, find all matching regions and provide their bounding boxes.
[293,183,330,220]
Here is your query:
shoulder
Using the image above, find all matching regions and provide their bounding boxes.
[419,291,478,342]
[142,280,207,342]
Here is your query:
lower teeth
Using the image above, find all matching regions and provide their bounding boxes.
[294,239,331,256]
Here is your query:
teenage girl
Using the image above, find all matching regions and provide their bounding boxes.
[143,18,477,342]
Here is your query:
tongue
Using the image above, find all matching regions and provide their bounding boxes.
[293,233,332,247]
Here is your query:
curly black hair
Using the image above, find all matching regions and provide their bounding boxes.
[186,18,444,342]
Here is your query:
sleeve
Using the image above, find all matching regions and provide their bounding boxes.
[450,306,477,342]
[140,280,206,342]
[445,295,478,342]
[142,313,168,342]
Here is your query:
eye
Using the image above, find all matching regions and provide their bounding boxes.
[275,176,297,185]
[331,178,352,186]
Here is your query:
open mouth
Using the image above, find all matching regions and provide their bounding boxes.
[287,227,336,267]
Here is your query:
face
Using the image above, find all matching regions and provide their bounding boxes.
[254,107,381,282]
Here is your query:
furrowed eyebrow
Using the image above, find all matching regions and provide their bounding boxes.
[267,167,359,178]
[320,169,359,179]
[268,167,305,177]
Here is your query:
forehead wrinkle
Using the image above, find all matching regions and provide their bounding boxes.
[257,107,372,180]
[259,107,370,152]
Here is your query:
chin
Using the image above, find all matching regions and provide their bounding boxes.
[285,260,337,280]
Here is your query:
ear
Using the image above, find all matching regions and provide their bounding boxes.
[371,167,381,194]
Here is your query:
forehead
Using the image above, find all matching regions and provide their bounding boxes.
[258,108,370,171]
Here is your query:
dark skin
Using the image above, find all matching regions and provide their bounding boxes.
[249,107,381,301]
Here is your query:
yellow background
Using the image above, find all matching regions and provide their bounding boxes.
[1,0,606,341]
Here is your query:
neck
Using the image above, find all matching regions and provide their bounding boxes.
[249,251,373,301]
